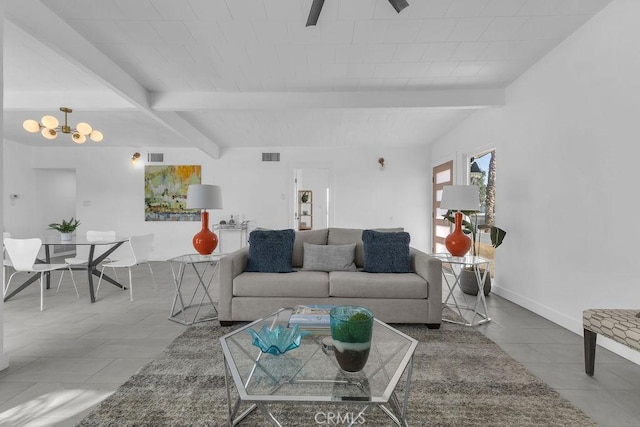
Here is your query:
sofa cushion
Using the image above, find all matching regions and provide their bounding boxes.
[329,271,428,299]
[292,229,329,268]
[302,243,356,272]
[245,229,295,273]
[233,271,329,297]
[327,228,403,268]
[362,230,412,273]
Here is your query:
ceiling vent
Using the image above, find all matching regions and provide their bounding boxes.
[262,152,280,162]
[147,152,164,163]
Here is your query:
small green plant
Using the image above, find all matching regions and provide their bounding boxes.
[48,218,81,233]
[348,312,373,343]
[333,312,373,343]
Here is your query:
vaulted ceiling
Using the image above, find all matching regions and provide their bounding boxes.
[3,0,612,158]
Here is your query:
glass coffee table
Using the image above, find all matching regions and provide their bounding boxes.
[219,308,418,426]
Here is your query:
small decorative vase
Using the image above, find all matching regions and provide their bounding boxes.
[193,211,218,255]
[445,212,471,257]
[60,232,72,241]
[330,306,374,372]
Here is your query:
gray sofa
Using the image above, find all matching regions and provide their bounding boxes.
[218,228,443,328]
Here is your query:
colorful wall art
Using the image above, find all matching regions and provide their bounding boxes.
[145,165,201,221]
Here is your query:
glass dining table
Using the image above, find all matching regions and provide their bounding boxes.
[3,235,129,304]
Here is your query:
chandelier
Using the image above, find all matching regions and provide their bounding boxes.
[22,107,103,144]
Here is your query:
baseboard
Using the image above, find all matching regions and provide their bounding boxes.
[492,285,640,366]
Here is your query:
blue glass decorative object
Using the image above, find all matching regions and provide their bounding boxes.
[247,324,311,355]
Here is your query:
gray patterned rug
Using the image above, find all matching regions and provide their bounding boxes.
[77,308,596,426]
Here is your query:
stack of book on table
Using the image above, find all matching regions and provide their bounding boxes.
[288,304,335,334]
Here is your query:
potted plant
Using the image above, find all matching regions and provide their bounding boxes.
[443,210,506,296]
[48,217,81,241]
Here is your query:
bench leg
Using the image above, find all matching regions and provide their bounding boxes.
[584,328,597,376]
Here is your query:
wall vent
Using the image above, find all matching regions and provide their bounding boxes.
[262,152,280,162]
[147,152,164,163]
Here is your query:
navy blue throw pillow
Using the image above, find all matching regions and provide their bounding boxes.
[362,230,412,273]
[245,229,296,273]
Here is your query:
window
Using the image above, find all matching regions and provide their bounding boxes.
[470,150,498,276]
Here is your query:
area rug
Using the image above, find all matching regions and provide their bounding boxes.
[77,308,596,426]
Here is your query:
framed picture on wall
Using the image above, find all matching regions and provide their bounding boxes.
[144,165,201,221]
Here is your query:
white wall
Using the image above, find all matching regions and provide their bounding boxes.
[4,144,432,261]
[0,1,9,372]
[430,0,640,364]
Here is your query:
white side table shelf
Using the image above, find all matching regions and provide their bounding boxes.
[431,253,492,327]
[213,223,248,253]
[167,253,222,325]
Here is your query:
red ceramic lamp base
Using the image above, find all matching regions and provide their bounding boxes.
[445,211,471,257]
[193,211,218,255]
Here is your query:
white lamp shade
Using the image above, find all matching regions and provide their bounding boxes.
[23,119,40,133]
[42,128,57,140]
[187,184,223,209]
[440,185,480,211]
[76,122,93,135]
[89,130,103,142]
[41,115,59,129]
[72,133,86,144]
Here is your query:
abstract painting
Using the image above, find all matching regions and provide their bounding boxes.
[145,165,201,221]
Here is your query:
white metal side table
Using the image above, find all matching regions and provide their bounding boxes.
[432,253,492,327]
[167,253,222,325]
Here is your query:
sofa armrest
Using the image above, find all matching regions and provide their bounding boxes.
[218,247,249,321]
[411,248,442,323]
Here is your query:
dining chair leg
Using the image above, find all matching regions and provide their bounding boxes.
[147,263,157,291]
[68,268,79,298]
[4,273,17,298]
[96,266,106,298]
[56,270,65,294]
[128,267,133,302]
[40,273,45,311]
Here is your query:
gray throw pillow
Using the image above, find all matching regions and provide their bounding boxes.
[302,243,356,272]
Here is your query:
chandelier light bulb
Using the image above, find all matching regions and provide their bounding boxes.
[76,122,92,135]
[42,128,57,140]
[72,133,86,144]
[41,115,59,129]
[89,130,103,142]
[23,119,40,133]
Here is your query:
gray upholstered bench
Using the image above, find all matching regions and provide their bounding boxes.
[583,309,640,376]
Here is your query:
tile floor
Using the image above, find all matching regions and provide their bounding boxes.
[0,262,637,426]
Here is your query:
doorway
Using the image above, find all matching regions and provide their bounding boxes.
[470,149,498,277]
[293,168,330,230]
[431,160,453,254]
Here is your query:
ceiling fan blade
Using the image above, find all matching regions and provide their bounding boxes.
[388,0,409,13]
[306,0,325,27]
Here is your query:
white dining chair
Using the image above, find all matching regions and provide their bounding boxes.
[59,230,117,292]
[2,232,12,296]
[65,230,117,265]
[96,234,157,302]
[4,238,78,311]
